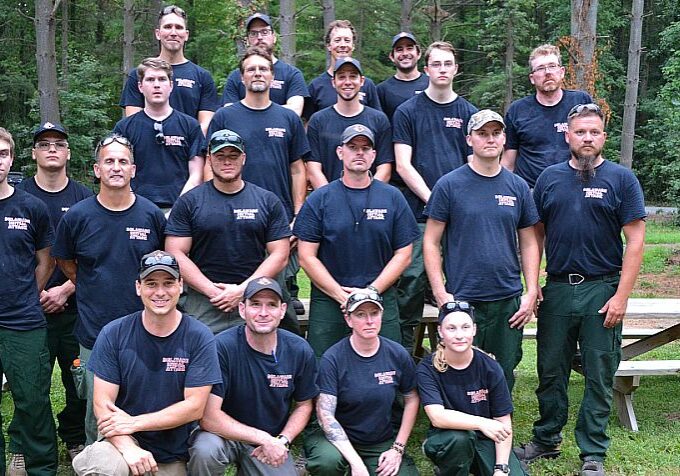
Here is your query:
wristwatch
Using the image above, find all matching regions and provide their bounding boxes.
[275,434,290,449]
[493,463,510,474]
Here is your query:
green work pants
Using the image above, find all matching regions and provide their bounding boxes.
[423,428,527,476]
[396,223,427,354]
[304,424,418,476]
[471,296,523,393]
[0,327,58,475]
[307,285,401,358]
[532,277,622,462]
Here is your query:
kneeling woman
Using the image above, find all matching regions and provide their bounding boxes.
[305,290,420,476]
[417,302,527,476]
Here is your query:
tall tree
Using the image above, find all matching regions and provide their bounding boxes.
[60,0,69,88]
[620,0,644,169]
[122,0,135,89]
[322,0,335,67]
[35,0,62,122]
[279,0,296,65]
[570,0,599,90]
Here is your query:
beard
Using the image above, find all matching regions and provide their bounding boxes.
[248,82,268,93]
[574,152,599,182]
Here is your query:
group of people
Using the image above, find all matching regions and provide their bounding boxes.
[0,4,647,476]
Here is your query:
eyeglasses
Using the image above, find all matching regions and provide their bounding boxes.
[427,61,455,70]
[532,63,561,74]
[35,140,69,151]
[154,122,165,145]
[95,134,134,158]
[438,301,474,321]
[248,28,272,38]
[568,103,604,119]
[139,252,180,272]
[159,5,186,19]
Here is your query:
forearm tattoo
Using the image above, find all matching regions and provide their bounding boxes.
[317,394,348,443]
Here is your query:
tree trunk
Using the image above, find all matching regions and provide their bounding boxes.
[322,0,335,68]
[570,0,599,90]
[620,0,644,169]
[123,0,135,89]
[60,0,68,89]
[429,0,444,42]
[401,0,414,32]
[279,0,296,65]
[35,0,62,123]
[503,10,514,112]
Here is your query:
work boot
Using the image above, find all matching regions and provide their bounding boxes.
[8,454,26,476]
[292,298,305,315]
[67,443,86,461]
[513,441,561,463]
[581,460,605,476]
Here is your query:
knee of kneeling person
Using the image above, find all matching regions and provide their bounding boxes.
[188,430,228,461]
[307,450,347,475]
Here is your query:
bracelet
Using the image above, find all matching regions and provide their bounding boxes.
[391,441,405,454]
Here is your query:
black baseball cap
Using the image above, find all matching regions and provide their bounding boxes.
[333,57,363,75]
[346,290,384,313]
[33,122,68,144]
[244,277,283,301]
[391,32,417,49]
[209,129,245,154]
[138,251,181,280]
[341,124,375,146]
[246,13,272,29]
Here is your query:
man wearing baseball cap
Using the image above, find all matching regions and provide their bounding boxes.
[189,277,319,475]
[295,124,419,357]
[306,57,394,189]
[166,129,293,335]
[377,32,429,122]
[221,13,309,116]
[423,109,540,392]
[72,250,221,476]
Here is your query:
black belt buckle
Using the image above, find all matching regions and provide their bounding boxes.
[568,273,585,285]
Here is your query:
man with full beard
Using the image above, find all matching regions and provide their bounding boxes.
[502,44,592,189]
[514,103,646,476]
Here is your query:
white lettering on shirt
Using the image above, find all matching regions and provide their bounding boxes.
[163,357,188,372]
[467,388,489,404]
[163,135,185,147]
[4,216,30,230]
[374,370,396,385]
[444,117,463,129]
[359,91,367,102]
[270,79,284,90]
[495,195,517,207]
[61,207,70,213]
[583,187,608,199]
[126,227,150,240]
[176,78,195,88]
[268,374,292,388]
[365,208,387,220]
[265,127,286,138]
[234,208,258,220]
[554,122,568,133]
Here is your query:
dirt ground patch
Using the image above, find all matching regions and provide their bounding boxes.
[635,271,680,298]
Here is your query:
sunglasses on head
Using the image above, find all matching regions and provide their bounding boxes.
[95,134,134,158]
[438,301,474,321]
[159,5,186,19]
[140,253,179,271]
[568,103,604,119]
[210,133,245,150]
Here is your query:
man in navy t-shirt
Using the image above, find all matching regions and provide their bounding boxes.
[501,44,593,188]
[392,41,478,353]
[295,125,419,357]
[119,5,218,134]
[306,57,393,189]
[221,13,308,116]
[52,134,166,444]
[16,122,92,459]
[166,129,292,335]
[514,104,646,476]
[377,32,429,123]
[114,58,205,210]
[423,110,540,392]
[188,278,318,475]
[0,127,58,475]
[72,251,221,476]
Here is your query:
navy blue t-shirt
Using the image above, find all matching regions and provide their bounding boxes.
[393,92,478,221]
[425,166,539,301]
[207,101,310,221]
[417,349,513,422]
[212,325,319,437]
[166,181,291,284]
[119,61,219,118]
[533,160,646,276]
[16,177,93,311]
[306,106,393,182]
[89,311,221,463]
[303,72,382,120]
[319,336,416,446]
[221,60,309,106]
[114,110,206,208]
[504,89,592,188]
[0,188,54,330]
[294,179,419,287]
[52,195,166,348]
[376,73,430,122]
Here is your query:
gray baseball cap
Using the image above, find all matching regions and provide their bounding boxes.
[467,109,505,135]
[341,124,375,146]
[245,13,272,29]
[333,57,363,75]
[244,276,283,301]
[391,32,417,49]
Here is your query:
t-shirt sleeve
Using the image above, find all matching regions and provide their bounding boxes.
[416,359,444,407]
[392,105,414,146]
[292,193,323,242]
[211,338,230,398]
[293,343,320,401]
[266,195,294,242]
[375,115,394,166]
[34,202,55,250]
[221,71,242,105]
[618,170,646,226]
[532,174,547,221]
[398,348,417,393]
[186,325,222,388]
[487,362,514,417]
[504,105,519,150]
[165,194,193,237]
[88,326,121,385]
[365,80,383,112]
[289,114,311,160]
[317,352,339,397]
[305,115,321,163]
[198,69,219,112]
[119,69,143,108]
[286,68,310,99]
[424,180,451,222]
[517,180,540,228]
[188,121,206,158]
[392,193,420,249]
[51,212,76,259]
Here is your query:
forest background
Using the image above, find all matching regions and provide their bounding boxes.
[1,0,680,213]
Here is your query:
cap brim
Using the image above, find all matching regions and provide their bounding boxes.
[347,298,384,313]
[139,265,180,280]
[210,143,244,155]
[343,133,374,146]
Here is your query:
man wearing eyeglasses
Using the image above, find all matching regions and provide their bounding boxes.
[221,13,309,117]
[52,134,167,445]
[514,104,645,476]
[392,41,478,354]
[114,58,205,213]
[501,44,593,189]
[0,127,58,475]
[423,110,540,393]
[120,4,218,135]
[14,122,92,461]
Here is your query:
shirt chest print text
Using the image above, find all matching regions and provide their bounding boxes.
[268,374,292,388]
[163,357,188,372]
[495,195,517,207]
[365,208,387,220]
[554,122,568,133]
[127,227,150,240]
[583,187,608,199]
[266,127,286,138]
[234,208,259,220]
[176,78,195,88]
[467,388,489,404]
[5,216,30,230]
[444,117,463,129]
[374,370,396,385]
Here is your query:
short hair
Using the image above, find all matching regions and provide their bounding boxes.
[529,44,561,68]
[324,20,357,46]
[157,5,187,27]
[137,58,173,83]
[0,127,15,159]
[239,46,273,74]
[424,41,457,65]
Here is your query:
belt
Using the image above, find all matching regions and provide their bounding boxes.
[547,272,620,285]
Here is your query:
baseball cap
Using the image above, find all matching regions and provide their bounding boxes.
[391,32,417,49]
[438,301,475,323]
[341,124,375,146]
[244,277,283,301]
[333,57,363,75]
[467,109,505,135]
[346,290,384,313]
[209,129,245,155]
[246,13,272,29]
[138,251,181,280]
[33,121,68,143]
